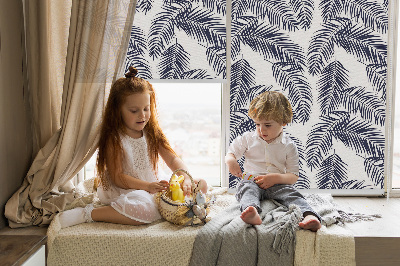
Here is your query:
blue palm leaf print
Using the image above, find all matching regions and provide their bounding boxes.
[307,111,385,170]
[288,133,310,189]
[125,26,152,79]
[231,16,259,60]
[366,64,386,98]
[231,0,249,20]
[136,0,154,15]
[319,0,344,22]
[249,0,299,31]
[206,46,226,77]
[343,0,388,33]
[149,2,191,58]
[341,86,386,126]
[334,115,385,158]
[238,23,306,70]
[295,171,311,189]
[308,18,352,75]
[181,69,213,79]
[175,6,226,48]
[364,156,384,187]
[383,0,388,13]
[157,42,190,79]
[230,59,256,112]
[308,17,387,76]
[320,0,388,34]
[230,109,254,142]
[318,60,349,115]
[272,62,313,124]
[316,153,348,189]
[198,0,226,15]
[337,20,387,66]
[342,180,370,189]
[289,0,314,30]
[306,113,343,170]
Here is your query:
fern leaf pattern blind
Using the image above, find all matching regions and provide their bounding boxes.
[127,0,388,193]
[229,0,388,193]
[125,0,226,79]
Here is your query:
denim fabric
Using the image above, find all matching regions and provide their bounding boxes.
[236,180,321,221]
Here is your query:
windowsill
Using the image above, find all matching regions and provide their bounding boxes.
[333,196,400,237]
[387,189,400,197]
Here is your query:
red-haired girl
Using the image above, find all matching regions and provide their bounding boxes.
[59,67,207,227]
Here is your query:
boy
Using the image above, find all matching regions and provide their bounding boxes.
[225,91,321,231]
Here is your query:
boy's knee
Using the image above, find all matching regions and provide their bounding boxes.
[236,180,260,200]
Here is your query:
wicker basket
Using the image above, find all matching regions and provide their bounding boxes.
[155,169,210,226]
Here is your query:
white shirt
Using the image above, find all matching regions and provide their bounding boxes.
[228,131,299,176]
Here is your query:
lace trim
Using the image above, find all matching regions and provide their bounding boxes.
[125,135,152,171]
[84,204,94,223]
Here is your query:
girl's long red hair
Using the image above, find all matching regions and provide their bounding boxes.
[96,69,176,189]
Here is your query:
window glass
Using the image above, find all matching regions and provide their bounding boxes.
[155,83,222,187]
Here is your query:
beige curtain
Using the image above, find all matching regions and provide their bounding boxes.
[5,0,137,228]
[24,0,71,156]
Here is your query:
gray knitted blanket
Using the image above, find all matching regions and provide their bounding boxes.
[189,193,380,266]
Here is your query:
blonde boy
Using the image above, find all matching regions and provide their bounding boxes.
[225,91,321,231]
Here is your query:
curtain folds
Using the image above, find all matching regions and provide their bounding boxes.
[5,0,137,228]
[23,0,71,157]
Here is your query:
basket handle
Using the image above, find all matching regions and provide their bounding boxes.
[170,169,196,196]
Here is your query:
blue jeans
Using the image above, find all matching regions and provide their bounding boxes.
[236,180,321,221]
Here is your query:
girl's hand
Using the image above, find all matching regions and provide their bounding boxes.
[182,178,192,196]
[254,174,278,189]
[146,180,169,194]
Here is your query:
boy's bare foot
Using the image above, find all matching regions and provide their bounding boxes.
[299,214,321,232]
[240,206,262,225]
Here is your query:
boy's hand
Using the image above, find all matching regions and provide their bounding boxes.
[146,180,169,194]
[254,174,278,189]
[227,161,242,178]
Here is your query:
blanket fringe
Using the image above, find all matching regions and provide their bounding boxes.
[272,205,303,254]
[337,210,382,223]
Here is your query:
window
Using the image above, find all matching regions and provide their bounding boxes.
[155,82,223,187]
[79,82,227,187]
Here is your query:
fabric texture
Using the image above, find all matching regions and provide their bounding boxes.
[5,0,137,228]
[97,134,161,223]
[295,224,355,266]
[47,187,230,266]
[47,181,374,266]
[228,131,299,176]
[23,0,71,156]
[189,193,367,266]
[236,181,321,221]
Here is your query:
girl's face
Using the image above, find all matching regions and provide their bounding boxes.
[253,118,285,143]
[121,93,151,138]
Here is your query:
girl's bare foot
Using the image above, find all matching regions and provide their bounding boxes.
[240,206,262,225]
[299,214,321,232]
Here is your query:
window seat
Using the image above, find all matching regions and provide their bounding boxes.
[1,196,399,265]
[334,197,400,266]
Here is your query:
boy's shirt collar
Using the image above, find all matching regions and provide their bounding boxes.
[253,130,285,144]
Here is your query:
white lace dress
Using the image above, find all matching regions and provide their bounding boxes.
[97,134,164,223]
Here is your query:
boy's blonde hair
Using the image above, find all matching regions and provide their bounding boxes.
[248,91,293,125]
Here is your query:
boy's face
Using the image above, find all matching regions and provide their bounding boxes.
[253,118,285,143]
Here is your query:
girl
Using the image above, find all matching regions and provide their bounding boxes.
[59,67,207,228]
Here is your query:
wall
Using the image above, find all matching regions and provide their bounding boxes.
[0,0,32,228]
